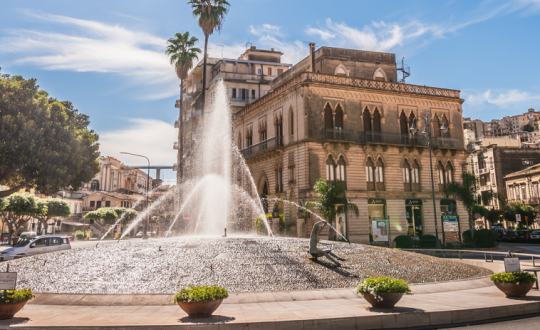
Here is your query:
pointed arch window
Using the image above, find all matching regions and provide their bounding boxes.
[446,162,454,184]
[289,108,294,143]
[336,67,347,77]
[432,116,441,138]
[326,155,336,181]
[373,109,381,133]
[374,70,385,81]
[363,108,371,132]
[400,111,408,135]
[402,160,411,191]
[275,115,283,146]
[442,115,450,138]
[335,105,344,129]
[91,180,99,191]
[366,158,375,191]
[336,156,346,182]
[275,164,283,193]
[324,104,333,129]
[375,158,385,191]
[412,160,420,191]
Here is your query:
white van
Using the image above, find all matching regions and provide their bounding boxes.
[0,235,71,261]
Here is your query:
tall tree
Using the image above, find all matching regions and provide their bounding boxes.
[165,32,201,182]
[84,207,138,229]
[188,0,230,113]
[0,75,101,197]
[445,172,479,239]
[35,199,71,233]
[0,194,45,243]
[307,178,359,240]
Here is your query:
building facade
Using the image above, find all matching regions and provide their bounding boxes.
[232,45,469,245]
[83,157,152,194]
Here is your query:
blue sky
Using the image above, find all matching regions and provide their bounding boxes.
[1,0,540,185]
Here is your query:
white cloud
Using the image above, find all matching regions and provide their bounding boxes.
[99,118,177,168]
[464,89,540,108]
[1,11,178,99]
[305,27,335,41]
[249,24,283,37]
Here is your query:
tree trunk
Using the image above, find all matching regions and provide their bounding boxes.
[179,78,184,183]
[201,35,209,116]
[469,209,475,240]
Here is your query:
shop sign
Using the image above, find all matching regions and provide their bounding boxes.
[442,215,460,242]
[406,199,422,205]
[372,220,388,242]
[368,199,386,205]
[0,273,17,290]
[504,257,521,273]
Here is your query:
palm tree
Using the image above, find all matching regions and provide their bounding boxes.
[307,178,359,241]
[165,32,201,182]
[188,0,230,113]
[445,172,479,239]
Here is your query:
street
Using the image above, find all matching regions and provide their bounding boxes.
[439,314,540,329]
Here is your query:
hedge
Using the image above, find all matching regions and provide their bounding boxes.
[419,234,437,248]
[462,229,496,248]
[394,235,413,248]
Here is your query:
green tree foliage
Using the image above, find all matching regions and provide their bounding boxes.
[462,229,496,248]
[307,178,359,238]
[255,214,271,236]
[188,0,230,111]
[35,199,71,232]
[486,209,502,226]
[84,207,138,227]
[445,172,480,238]
[524,124,535,132]
[0,75,100,197]
[0,194,45,240]
[393,235,413,248]
[503,202,536,228]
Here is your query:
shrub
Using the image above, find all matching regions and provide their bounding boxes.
[173,285,229,303]
[0,289,34,304]
[75,230,86,240]
[463,229,496,248]
[419,234,437,248]
[278,214,286,233]
[255,214,271,235]
[394,235,413,249]
[490,271,537,284]
[356,277,411,301]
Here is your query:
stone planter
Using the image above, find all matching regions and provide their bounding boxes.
[177,299,223,317]
[0,301,27,320]
[494,282,535,297]
[361,292,404,308]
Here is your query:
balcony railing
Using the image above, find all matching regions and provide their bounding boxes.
[240,136,283,157]
[321,128,356,141]
[359,131,461,149]
[230,96,260,104]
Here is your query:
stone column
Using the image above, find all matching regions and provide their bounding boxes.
[272,217,280,236]
[296,217,306,238]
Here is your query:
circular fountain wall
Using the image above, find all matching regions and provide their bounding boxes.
[5,237,490,294]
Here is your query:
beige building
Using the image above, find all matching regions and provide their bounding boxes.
[232,45,469,245]
[83,157,153,194]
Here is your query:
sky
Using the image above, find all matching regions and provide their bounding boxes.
[1,0,540,185]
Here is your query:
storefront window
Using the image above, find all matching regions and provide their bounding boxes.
[440,199,457,215]
[406,199,423,238]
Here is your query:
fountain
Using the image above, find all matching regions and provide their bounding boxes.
[3,80,493,294]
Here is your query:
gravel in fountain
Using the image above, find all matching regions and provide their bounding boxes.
[2,237,491,294]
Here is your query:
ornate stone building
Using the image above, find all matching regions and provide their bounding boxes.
[233,45,469,245]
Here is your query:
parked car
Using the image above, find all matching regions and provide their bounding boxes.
[530,230,540,241]
[503,230,529,242]
[135,232,143,238]
[0,235,71,261]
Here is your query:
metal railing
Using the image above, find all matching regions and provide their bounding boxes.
[402,248,539,267]
[360,131,462,149]
[322,128,355,141]
[240,136,283,157]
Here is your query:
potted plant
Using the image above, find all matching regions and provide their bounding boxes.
[0,289,34,319]
[490,271,537,297]
[174,285,228,317]
[356,277,412,308]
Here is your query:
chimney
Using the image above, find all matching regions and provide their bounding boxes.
[309,43,316,72]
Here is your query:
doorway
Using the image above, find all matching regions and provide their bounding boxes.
[406,205,423,238]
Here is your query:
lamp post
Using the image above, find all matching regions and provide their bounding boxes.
[120,152,150,240]
[409,115,449,249]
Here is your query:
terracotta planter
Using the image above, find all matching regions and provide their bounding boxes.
[361,292,404,308]
[494,282,535,297]
[0,301,27,320]
[177,299,223,317]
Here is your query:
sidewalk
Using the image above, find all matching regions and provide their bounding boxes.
[1,276,540,329]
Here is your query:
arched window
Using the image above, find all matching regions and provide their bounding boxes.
[437,161,445,192]
[290,109,294,142]
[335,105,344,129]
[366,158,375,191]
[275,165,283,193]
[275,115,283,146]
[400,111,408,135]
[432,116,441,138]
[336,156,346,182]
[326,155,336,181]
[402,160,411,191]
[442,115,450,138]
[336,67,347,77]
[409,111,416,127]
[446,162,454,184]
[91,180,99,191]
[324,104,333,129]
[374,70,385,81]
[363,108,371,132]
[375,158,385,191]
[412,160,420,191]
[373,109,381,132]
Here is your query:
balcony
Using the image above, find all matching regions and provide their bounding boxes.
[240,136,283,157]
[321,128,355,141]
[478,168,489,174]
[173,142,179,150]
[359,132,462,149]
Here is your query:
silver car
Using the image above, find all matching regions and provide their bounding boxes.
[0,235,71,261]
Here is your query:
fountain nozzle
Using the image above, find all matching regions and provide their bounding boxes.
[222,228,227,237]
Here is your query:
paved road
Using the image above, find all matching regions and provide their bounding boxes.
[499,242,540,254]
[0,237,143,252]
[439,314,540,329]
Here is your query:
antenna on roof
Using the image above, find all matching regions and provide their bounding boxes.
[397,56,410,84]
[246,40,252,49]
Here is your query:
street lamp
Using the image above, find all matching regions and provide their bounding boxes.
[410,115,448,249]
[120,152,150,240]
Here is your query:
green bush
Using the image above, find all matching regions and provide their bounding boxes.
[0,289,34,304]
[394,235,413,248]
[255,214,271,235]
[356,277,412,298]
[463,229,496,248]
[278,214,286,233]
[490,271,537,284]
[419,234,437,248]
[75,230,86,240]
[173,285,229,303]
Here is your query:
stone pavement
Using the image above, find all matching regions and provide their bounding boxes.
[1,276,540,330]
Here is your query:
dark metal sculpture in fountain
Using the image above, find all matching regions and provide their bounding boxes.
[309,221,346,267]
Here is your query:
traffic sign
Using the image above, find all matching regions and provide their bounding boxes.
[516,214,521,222]
[474,213,481,219]
[184,214,191,223]
[536,213,540,220]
